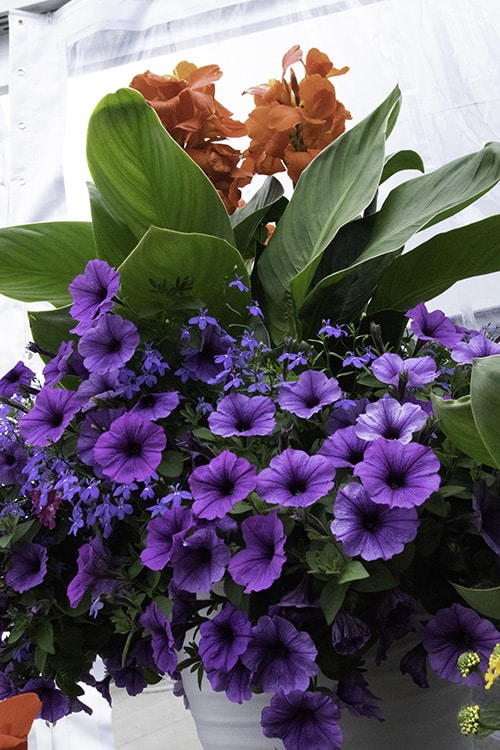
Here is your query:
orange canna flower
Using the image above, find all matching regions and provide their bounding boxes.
[0,692,41,750]
[242,45,351,183]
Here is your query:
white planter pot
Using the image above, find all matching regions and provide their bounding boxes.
[111,676,202,750]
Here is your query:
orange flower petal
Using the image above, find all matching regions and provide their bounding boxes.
[305,48,349,78]
[268,104,305,132]
[0,693,41,749]
[281,44,303,77]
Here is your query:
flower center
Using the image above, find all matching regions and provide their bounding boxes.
[305,395,320,409]
[220,479,235,495]
[386,471,405,489]
[289,478,307,495]
[126,440,143,457]
[235,418,251,432]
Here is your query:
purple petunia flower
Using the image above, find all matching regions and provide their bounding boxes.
[331,481,419,560]
[353,438,441,509]
[421,603,500,686]
[66,536,119,608]
[77,407,126,470]
[141,506,194,570]
[19,387,80,446]
[188,451,257,520]
[204,658,254,703]
[336,672,384,721]
[0,361,35,398]
[78,313,140,374]
[371,352,437,389]
[181,325,234,383]
[93,413,166,483]
[69,259,120,333]
[318,427,369,468]
[6,542,48,592]
[354,397,428,444]
[77,370,126,409]
[23,678,72,722]
[471,481,500,555]
[326,398,370,433]
[228,511,286,593]
[170,527,231,593]
[257,448,335,508]
[241,615,318,692]
[331,610,371,656]
[43,340,85,386]
[451,332,500,365]
[277,370,341,419]
[261,690,342,750]
[130,391,180,420]
[407,302,463,348]
[208,393,276,437]
[0,437,27,484]
[139,602,177,675]
[199,603,252,672]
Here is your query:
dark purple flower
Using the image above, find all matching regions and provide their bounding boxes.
[471,481,500,554]
[421,603,500,686]
[331,481,419,560]
[76,407,125,469]
[371,352,437,389]
[189,450,257,520]
[170,527,231,592]
[317,319,348,339]
[141,506,194,570]
[353,438,441,509]
[93,413,166,483]
[336,672,384,721]
[375,589,418,662]
[130,391,180,420]
[204,658,254,703]
[78,313,139,374]
[277,370,341,419]
[139,602,177,675]
[69,259,120,332]
[208,393,276,437]
[67,536,119,607]
[6,542,48,592]
[257,449,335,508]
[43,340,85,386]
[77,369,125,408]
[326,398,369,433]
[241,615,318,692]
[199,603,252,672]
[318,426,368,468]
[407,302,463,347]
[261,690,342,750]
[354,398,427,444]
[0,437,27,484]
[400,642,429,688]
[23,678,72,722]
[19,387,80,446]
[228,511,286,593]
[331,610,371,656]
[181,325,234,383]
[0,361,35,398]
[451,332,500,364]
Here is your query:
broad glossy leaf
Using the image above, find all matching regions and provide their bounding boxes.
[431,393,499,469]
[86,88,234,244]
[230,176,285,257]
[369,215,500,312]
[118,226,251,327]
[88,183,137,268]
[470,355,500,469]
[28,307,75,354]
[452,582,500,620]
[0,223,95,306]
[380,149,425,184]
[257,86,401,342]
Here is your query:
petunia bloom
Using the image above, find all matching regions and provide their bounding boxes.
[277,370,341,419]
[257,448,335,508]
[0,437,27,485]
[67,536,119,608]
[6,543,48,593]
[451,332,500,365]
[371,352,437,389]
[407,302,463,347]
[421,603,500,686]
[228,511,286,592]
[318,426,368,468]
[130,391,180,420]
[199,603,252,672]
[354,398,428,444]
[471,480,500,555]
[69,259,120,333]
[78,314,140,374]
[331,610,371,656]
[0,361,35,398]
[331,482,419,560]
[93,413,166,483]
[261,689,342,750]
[170,527,231,593]
[141,506,194,570]
[208,393,276,436]
[353,438,441,509]
[19,387,80,446]
[139,602,177,675]
[189,450,257,519]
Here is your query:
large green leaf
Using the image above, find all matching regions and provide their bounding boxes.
[118,226,251,327]
[380,149,425,184]
[28,306,75,354]
[470,355,500,469]
[230,176,285,257]
[257,86,401,342]
[369,215,500,312]
[86,88,234,245]
[299,145,500,332]
[452,582,500,620]
[431,393,499,469]
[0,222,95,306]
[88,183,137,268]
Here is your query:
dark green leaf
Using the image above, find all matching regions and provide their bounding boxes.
[452,582,500,619]
[380,149,425,184]
[88,183,137,268]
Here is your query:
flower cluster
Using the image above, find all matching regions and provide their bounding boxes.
[457,645,500,739]
[130,45,351,211]
[1,256,500,748]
